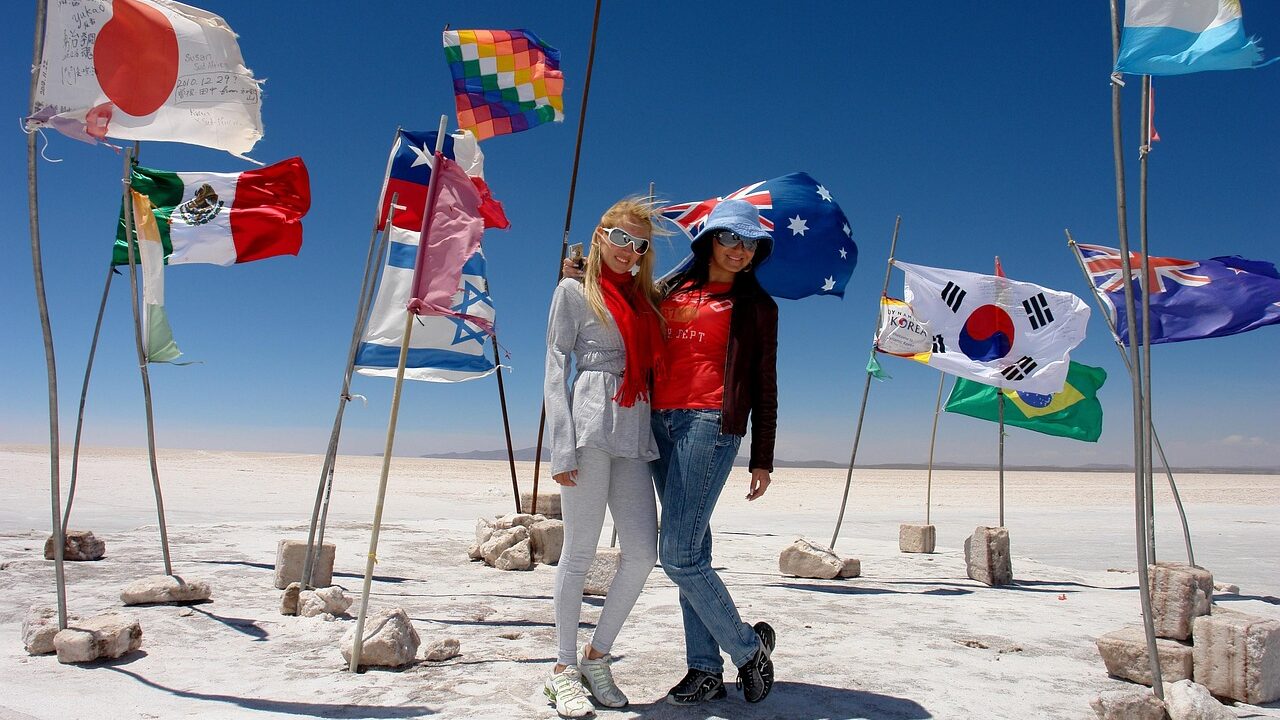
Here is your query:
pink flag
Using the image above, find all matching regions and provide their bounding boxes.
[407,156,488,326]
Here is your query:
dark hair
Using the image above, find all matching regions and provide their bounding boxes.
[660,235,770,303]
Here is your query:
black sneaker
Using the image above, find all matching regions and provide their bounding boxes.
[666,669,726,705]
[736,622,775,703]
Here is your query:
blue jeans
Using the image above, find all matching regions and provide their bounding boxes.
[651,409,761,673]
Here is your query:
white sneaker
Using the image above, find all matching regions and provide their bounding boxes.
[544,666,596,718]
[578,645,629,708]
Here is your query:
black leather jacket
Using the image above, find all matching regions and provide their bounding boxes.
[720,286,778,472]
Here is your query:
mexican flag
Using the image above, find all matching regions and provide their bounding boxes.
[944,361,1107,442]
[113,157,310,267]
[130,190,182,363]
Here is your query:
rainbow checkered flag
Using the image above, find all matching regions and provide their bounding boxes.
[443,29,565,141]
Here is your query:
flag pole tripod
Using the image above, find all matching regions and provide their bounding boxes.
[531,0,604,514]
[26,0,67,630]
[1138,75,1157,567]
[349,116,448,672]
[1109,0,1162,696]
[830,215,901,549]
[300,125,404,589]
[62,265,116,530]
[1066,232,1194,566]
[120,144,174,577]
[924,373,946,526]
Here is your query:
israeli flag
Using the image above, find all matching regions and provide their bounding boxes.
[1117,0,1275,75]
[355,226,497,383]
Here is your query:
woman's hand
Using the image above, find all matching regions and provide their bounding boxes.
[747,469,771,501]
[562,257,586,281]
[553,470,578,486]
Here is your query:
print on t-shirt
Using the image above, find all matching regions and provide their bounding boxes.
[653,282,734,410]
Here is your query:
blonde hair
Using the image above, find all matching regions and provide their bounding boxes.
[583,196,669,323]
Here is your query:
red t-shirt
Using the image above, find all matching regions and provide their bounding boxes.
[652,282,734,410]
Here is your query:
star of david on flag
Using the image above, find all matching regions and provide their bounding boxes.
[661,173,857,300]
[893,261,1091,394]
[1076,242,1280,345]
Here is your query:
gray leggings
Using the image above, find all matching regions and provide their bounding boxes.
[554,447,658,666]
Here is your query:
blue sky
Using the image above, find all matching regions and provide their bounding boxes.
[3,2,1277,468]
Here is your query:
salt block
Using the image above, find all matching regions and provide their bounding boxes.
[520,491,562,519]
[1096,626,1193,685]
[495,513,539,530]
[839,557,862,578]
[481,526,528,566]
[423,637,460,662]
[341,608,420,668]
[495,538,534,571]
[273,540,335,590]
[299,586,353,618]
[1212,581,1239,595]
[778,538,842,579]
[584,548,622,596]
[281,582,301,616]
[1192,607,1280,704]
[1163,679,1235,720]
[898,524,936,554]
[22,607,78,655]
[53,614,142,664]
[530,519,564,565]
[964,526,1012,586]
[1089,688,1167,720]
[44,530,106,561]
[120,575,212,605]
[1149,562,1213,641]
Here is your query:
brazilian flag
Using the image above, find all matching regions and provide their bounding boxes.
[945,362,1106,442]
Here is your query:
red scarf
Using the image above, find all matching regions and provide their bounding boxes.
[599,266,662,407]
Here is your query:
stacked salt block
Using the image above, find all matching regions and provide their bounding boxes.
[273,540,335,589]
[584,548,622,596]
[298,586,353,618]
[1096,627,1193,685]
[1090,680,1238,720]
[1163,679,1236,720]
[340,607,419,668]
[520,491,562,519]
[898,524,936,554]
[1089,687,1166,720]
[777,539,861,580]
[1192,606,1280,704]
[1096,563,1208,686]
[44,530,106,561]
[22,607,78,655]
[469,513,563,570]
[121,575,212,605]
[53,614,143,664]
[964,526,1012,586]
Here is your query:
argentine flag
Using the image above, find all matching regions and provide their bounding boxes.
[1117,0,1275,75]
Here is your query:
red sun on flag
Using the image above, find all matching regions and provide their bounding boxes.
[93,0,180,117]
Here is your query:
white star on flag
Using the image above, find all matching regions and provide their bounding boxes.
[842,223,851,237]
[409,143,435,168]
[816,185,832,202]
[787,215,809,236]
[821,276,836,291]
[839,247,848,259]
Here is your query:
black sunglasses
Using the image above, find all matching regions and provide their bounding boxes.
[713,229,760,252]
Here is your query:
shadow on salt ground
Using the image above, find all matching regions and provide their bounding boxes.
[410,616,592,630]
[187,606,269,642]
[103,664,436,718]
[623,682,931,719]
[366,591,555,601]
[770,582,974,598]
[1216,593,1280,606]
[194,559,416,584]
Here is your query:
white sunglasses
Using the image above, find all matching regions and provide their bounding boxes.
[599,226,650,255]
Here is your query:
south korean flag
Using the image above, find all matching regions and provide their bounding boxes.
[896,260,1090,394]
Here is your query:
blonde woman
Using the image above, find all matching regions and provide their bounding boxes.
[542,197,666,718]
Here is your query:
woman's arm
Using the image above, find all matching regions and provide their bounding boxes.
[544,281,582,482]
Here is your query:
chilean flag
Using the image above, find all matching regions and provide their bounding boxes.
[377,129,509,231]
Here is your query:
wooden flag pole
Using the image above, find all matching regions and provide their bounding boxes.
[924,373,946,526]
[830,215,901,549]
[26,0,67,629]
[120,144,174,577]
[1109,0,1163,696]
[300,125,404,589]
[1138,75,1157,566]
[62,265,116,530]
[531,0,604,513]
[1066,232,1195,566]
[349,116,448,672]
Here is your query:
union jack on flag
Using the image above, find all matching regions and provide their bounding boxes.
[662,181,775,234]
[1074,241,1280,346]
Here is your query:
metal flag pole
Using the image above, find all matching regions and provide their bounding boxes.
[349,116,448,672]
[1066,232,1195,566]
[830,215,901,549]
[62,265,116,530]
[1109,0,1162,696]
[1138,75,1157,566]
[26,0,67,629]
[997,393,1006,528]
[924,373,946,526]
[531,0,604,514]
[492,335,521,514]
[300,124,404,589]
[120,144,174,576]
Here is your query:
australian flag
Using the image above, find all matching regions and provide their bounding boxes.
[661,172,857,300]
[378,129,508,232]
[1077,242,1280,345]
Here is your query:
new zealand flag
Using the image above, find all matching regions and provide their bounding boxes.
[1077,243,1280,345]
[661,172,857,300]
